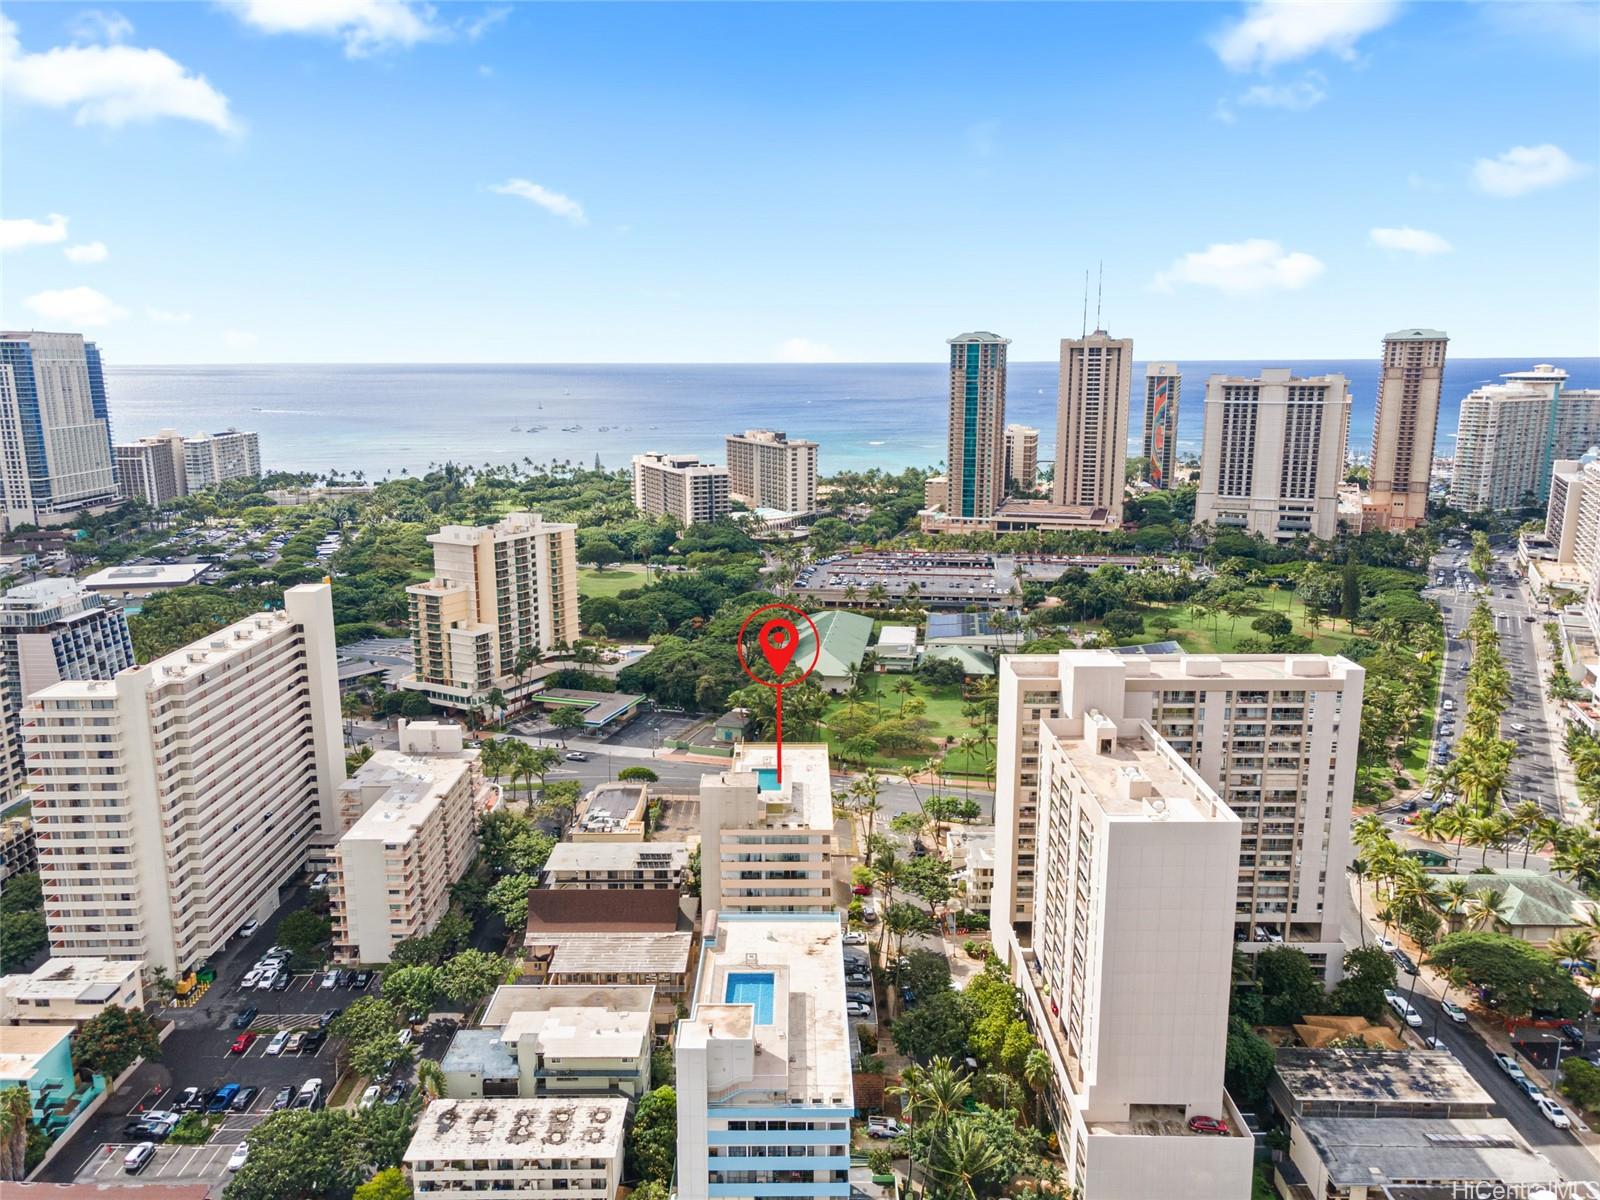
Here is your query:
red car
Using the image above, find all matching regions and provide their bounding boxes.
[852,884,873,896]
[230,1032,256,1055]
[1187,1115,1229,1136]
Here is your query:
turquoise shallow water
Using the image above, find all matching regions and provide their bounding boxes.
[105,358,1600,479]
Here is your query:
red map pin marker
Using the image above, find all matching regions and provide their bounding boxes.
[758,617,799,678]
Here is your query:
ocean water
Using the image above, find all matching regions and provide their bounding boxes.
[106,358,1600,480]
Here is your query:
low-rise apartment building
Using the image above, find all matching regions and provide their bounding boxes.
[0,957,144,1026]
[441,983,654,1099]
[329,720,491,963]
[404,1096,627,1200]
[631,452,731,525]
[572,780,647,841]
[25,583,345,975]
[543,841,690,890]
[675,912,854,1200]
[947,826,995,914]
[700,742,836,913]
[523,889,695,1036]
[0,815,37,881]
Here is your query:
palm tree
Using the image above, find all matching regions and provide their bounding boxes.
[1465,887,1511,932]
[1347,860,1370,947]
[894,677,917,713]
[1512,800,1545,868]
[0,1085,30,1182]
[416,1058,447,1100]
[931,1118,1005,1200]
[1022,1047,1052,1127]
[1435,878,1472,934]
[1549,929,1595,973]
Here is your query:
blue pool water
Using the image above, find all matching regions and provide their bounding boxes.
[756,768,780,792]
[725,972,776,1024]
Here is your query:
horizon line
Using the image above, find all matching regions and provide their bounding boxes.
[107,353,1600,368]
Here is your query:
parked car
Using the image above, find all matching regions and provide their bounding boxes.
[335,969,352,988]
[300,1029,327,1054]
[352,971,373,991]
[1187,1115,1229,1135]
[271,1086,294,1110]
[255,969,279,991]
[228,1142,250,1172]
[285,1032,305,1054]
[230,1032,256,1054]
[319,1008,341,1028]
[208,1084,240,1113]
[564,752,589,762]
[1385,989,1423,1027]
[231,1007,257,1030]
[1560,1023,1586,1048]
[382,1079,410,1106]
[396,1029,413,1047]
[1391,950,1418,976]
[359,1084,381,1111]
[866,1116,904,1138]
[266,1031,290,1056]
[237,919,259,939]
[173,1087,201,1111]
[1441,1000,1468,1023]
[272,971,293,992]
[1511,722,1529,734]
[311,872,329,890]
[1494,1052,1528,1080]
[124,1142,156,1174]
[842,932,867,945]
[1517,1076,1545,1100]
[846,1002,871,1017]
[293,1078,323,1110]
[1538,1095,1574,1129]
[320,971,340,990]
[1376,935,1398,953]
[232,1086,260,1112]
[846,991,873,1005]
[240,968,263,990]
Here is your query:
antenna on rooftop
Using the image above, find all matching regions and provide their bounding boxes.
[1096,261,1104,332]
[1080,270,1089,339]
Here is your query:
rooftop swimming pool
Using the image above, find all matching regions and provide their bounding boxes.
[724,971,776,1025]
[756,767,780,792]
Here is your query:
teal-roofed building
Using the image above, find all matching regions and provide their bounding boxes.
[0,1022,106,1140]
[794,610,873,693]
[1429,869,1599,947]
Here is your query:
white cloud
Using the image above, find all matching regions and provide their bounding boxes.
[1211,0,1398,71]
[224,0,447,57]
[0,213,69,252]
[1238,71,1327,110]
[25,286,128,326]
[1370,226,1453,255]
[1152,239,1324,295]
[146,307,192,322]
[64,241,109,263]
[0,13,236,132]
[776,338,838,363]
[465,5,511,40]
[223,329,259,349]
[1472,143,1589,197]
[70,11,135,44]
[489,179,587,225]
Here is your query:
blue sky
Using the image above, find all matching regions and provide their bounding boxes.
[2,1,1596,363]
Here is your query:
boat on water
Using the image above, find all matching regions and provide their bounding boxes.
[510,426,522,432]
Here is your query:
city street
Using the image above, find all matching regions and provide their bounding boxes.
[1427,543,1568,820]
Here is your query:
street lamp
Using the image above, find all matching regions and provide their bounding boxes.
[1538,1032,1566,1085]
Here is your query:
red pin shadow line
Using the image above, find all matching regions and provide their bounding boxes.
[734,603,821,784]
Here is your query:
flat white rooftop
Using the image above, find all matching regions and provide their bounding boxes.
[545,841,690,873]
[1047,715,1233,823]
[404,1096,627,1162]
[685,912,852,1108]
[1,956,139,1002]
[502,1001,651,1060]
[339,750,473,843]
[1006,648,1359,684]
[717,741,833,831]
[79,562,209,590]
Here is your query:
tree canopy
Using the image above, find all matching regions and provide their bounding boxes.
[1427,931,1590,1019]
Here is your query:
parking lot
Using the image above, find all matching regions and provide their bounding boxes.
[77,1137,247,1186]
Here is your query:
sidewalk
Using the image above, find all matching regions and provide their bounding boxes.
[1522,580,1583,823]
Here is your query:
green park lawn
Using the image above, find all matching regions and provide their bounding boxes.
[818,675,995,778]
[577,563,654,598]
[1123,585,1360,656]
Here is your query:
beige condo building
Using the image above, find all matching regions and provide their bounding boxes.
[994,649,1363,983]
[114,430,187,507]
[945,332,1010,519]
[1365,329,1448,530]
[402,511,578,713]
[699,742,835,913]
[1194,369,1351,542]
[1450,365,1600,512]
[1014,711,1252,1199]
[725,429,818,515]
[329,720,492,963]
[1143,363,1181,489]
[25,584,345,976]
[1004,424,1040,495]
[632,452,731,525]
[1054,331,1131,523]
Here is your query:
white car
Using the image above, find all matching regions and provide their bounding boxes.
[228,1143,250,1172]
[255,969,279,991]
[842,932,867,945]
[1384,989,1422,1027]
[1441,1000,1468,1023]
[866,1116,905,1138]
[1376,935,1398,954]
[1511,723,1528,734]
[237,919,259,939]
[396,1029,413,1047]
[359,1084,381,1111]
[240,968,262,990]
[1537,1096,1573,1130]
[266,1030,290,1056]
[1424,1035,1450,1052]
[320,971,340,990]
[846,1002,871,1017]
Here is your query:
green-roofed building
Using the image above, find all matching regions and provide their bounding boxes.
[921,644,996,676]
[1429,869,1599,947]
[795,610,873,693]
